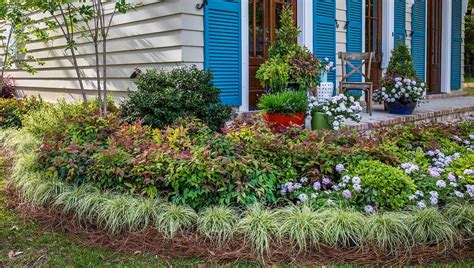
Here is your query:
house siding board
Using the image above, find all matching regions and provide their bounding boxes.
[451,0,462,90]
[3,0,205,102]
[204,0,241,106]
[346,0,363,83]
[394,0,406,45]
[411,0,426,81]
[313,0,337,86]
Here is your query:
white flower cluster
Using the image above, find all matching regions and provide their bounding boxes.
[308,94,363,130]
[400,162,419,174]
[375,77,426,103]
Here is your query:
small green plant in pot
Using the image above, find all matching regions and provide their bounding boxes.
[255,58,290,93]
[257,90,308,132]
[308,94,362,130]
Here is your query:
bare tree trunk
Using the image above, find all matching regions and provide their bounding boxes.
[94,41,102,115]
[102,36,107,116]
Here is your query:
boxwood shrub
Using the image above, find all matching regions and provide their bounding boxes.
[120,66,233,131]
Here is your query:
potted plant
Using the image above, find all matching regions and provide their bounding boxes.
[374,75,426,115]
[318,57,335,83]
[255,57,290,93]
[373,44,426,115]
[288,47,321,91]
[257,90,308,132]
[308,94,363,130]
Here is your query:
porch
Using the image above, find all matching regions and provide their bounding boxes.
[344,93,474,131]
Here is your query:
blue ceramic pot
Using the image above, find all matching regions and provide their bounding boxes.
[385,100,417,115]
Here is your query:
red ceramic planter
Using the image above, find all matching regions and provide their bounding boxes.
[263,112,305,132]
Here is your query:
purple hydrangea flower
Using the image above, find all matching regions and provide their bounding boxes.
[280,188,286,196]
[452,135,462,142]
[429,168,441,177]
[436,180,446,188]
[418,200,426,209]
[335,164,345,173]
[313,181,321,190]
[430,196,438,205]
[464,169,474,175]
[353,184,362,192]
[327,199,335,206]
[466,185,474,197]
[298,193,308,202]
[415,190,424,197]
[429,191,439,198]
[342,190,352,199]
[408,194,417,201]
[450,182,458,187]
[448,173,456,182]
[322,177,331,185]
[342,175,350,183]
[300,177,309,184]
[332,185,340,191]
[352,176,361,185]
[293,183,302,190]
[311,193,318,199]
[454,191,464,198]
[364,205,374,213]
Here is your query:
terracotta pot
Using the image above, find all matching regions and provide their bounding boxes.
[263,112,305,132]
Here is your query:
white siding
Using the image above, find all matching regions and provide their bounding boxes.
[405,1,413,49]
[3,0,204,102]
[335,0,348,89]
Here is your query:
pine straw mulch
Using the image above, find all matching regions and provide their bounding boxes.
[1,150,473,266]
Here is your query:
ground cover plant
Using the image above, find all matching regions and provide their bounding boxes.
[0,100,473,264]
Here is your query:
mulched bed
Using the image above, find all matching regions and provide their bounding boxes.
[1,150,474,266]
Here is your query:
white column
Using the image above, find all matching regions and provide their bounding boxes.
[297,0,313,51]
[382,0,395,72]
[240,1,249,112]
[441,0,452,93]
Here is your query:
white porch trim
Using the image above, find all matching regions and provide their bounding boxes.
[441,0,452,93]
[382,0,395,72]
[240,1,249,112]
[297,0,313,51]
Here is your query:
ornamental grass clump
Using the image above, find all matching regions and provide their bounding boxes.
[96,194,136,234]
[197,206,238,247]
[365,212,413,253]
[408,208,456,249]
[444,203,474,237]
[238,204,279,258]
[53,184,101,220]
[321,209,366,249]
[155,203,197,239]
[125,197,163,232]
[277,205,324,253]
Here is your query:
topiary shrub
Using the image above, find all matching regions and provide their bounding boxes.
[120,66,232,131]
[386,44,417,78]
[344,160,417,210]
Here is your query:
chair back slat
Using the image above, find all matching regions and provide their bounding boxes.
[338,52,374,82]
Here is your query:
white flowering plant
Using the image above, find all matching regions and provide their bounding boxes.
[308,94,363,130]
[373,75,426,104]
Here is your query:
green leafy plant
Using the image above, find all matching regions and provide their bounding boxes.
[288,48,322,90]
[257,90,308,115]
[255,57,290,92]
[365,212,413,252]
[197,206,238,247]
[267,4,300,59]
[238,204,279,258]
[408,208,456,249]
[344,160,417,210]
[120,66,232,131]
[155,203,197,238]
[321,209,366,249]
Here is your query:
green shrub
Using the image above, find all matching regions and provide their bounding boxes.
[120,66,232,131]
[446,153,474,184]
[344,160,417,210]
[257,90,308,114]
[0,98,21,128]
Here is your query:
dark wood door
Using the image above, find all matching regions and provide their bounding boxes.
[427,0,442,93]
[365,0,383,89]
[249,0,297,109]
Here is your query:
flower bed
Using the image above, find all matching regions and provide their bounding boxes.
[0,101,473,264]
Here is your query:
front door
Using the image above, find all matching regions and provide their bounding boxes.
[248,0,297,109]
[427,0,442,93]
[365,0,383,89]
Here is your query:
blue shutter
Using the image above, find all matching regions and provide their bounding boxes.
[346,0,363,83]
[451,0,462,90]
[394,0,406,46]
[204,0,241,106]
[313,0,336,86]
[411,0,426,81]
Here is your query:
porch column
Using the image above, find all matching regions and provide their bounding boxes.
[240,0,249,112]
[441,0,452,93]
[382,0,395,73]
